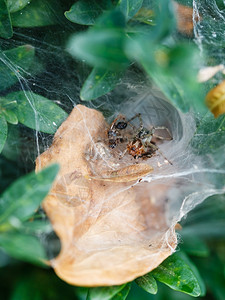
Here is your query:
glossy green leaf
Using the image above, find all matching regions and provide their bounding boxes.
[11,0,62,27]
[0,232,47,265]
[81,67,123,100]
[135,273,158,294]
[111,284,131,300]
[5,91,68,134]
[0,45,35,90]
[0,164,59,226]
[68,28,128,70]
[65,0,112,25]
[7,0,32,13]
[117,0,143,20]
[0,0,13,38]
[151,252,206,297]
[87,284,126,300]
[0,114,7,153]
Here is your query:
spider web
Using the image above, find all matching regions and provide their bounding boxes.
[1,0,225,285]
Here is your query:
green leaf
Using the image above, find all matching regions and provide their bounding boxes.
[191,114,225,157]
[10,277,42,300]
[135,273,158,294]
[131,7,155,25]
[125,39,203,112]
[0,45,35,90]
[181,236,210,257]
[0,232,47,265]
[2,109,18,124]
[117,0,143,20]
[1,124,20,161]
[111,284,131,300]
[174,0,193,7]
[87,284,126,300]
[5,91,68,134]
[0,164,59,227]
[0,0,13,38]
[151,252,206,297]
[11,0,62,27]
[67,9,128,70]
[65,0,112,25]
[0,114,8,153]
[20,219,52,234]
[68,28,128,70]
[7,0,32,13]
[81,67,123,100]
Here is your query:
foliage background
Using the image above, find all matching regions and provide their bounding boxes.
[0,0,225,299]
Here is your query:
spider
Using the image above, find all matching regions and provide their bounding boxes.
[107,113,173,163]
[107,114,128,149]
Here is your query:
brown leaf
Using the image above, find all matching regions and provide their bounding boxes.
[205,80,225,118]
[174,2,195,36]
[36,105,177,286]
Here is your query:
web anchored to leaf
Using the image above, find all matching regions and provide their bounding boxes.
[0,0,225,299]
[35,86,225,287]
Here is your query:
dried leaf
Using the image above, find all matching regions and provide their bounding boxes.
[205,80,225,118]
[174,2,195,36]
[36,105,177,286]
[197,65,224,82]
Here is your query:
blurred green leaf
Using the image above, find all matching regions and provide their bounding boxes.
[0,0,13,38]
[0,164,59,226]
[117,0,143,20]
[11,0,62,27]
[0,232,47,265]
[95,9,126,29]
[20,219,52,234]
[5,91,68,134]
[148,0,176,42]
[7,0,32,13]
[0,45,35,90]
[2,109,18,124]
[151,252,206,297]
[126,40,203,112]
[174,0,193,7]
[0,114,7,153]
[80,67,123,100]
[67,10,129,70]
[87,284,126,300]
[135,273,157,294]
[65,0,112,25]
[111,284,131,299]
[68,28,129,70]
[191,252,225,300]
[10,277,42,300]
[131,7,154,25]
[181,236,210,257]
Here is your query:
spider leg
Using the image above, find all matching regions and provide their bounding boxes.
[110,114,126,129]
[127,113,144,131]
[153,126,173,140]
[146,142,173,165]
[119,148,128,159]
